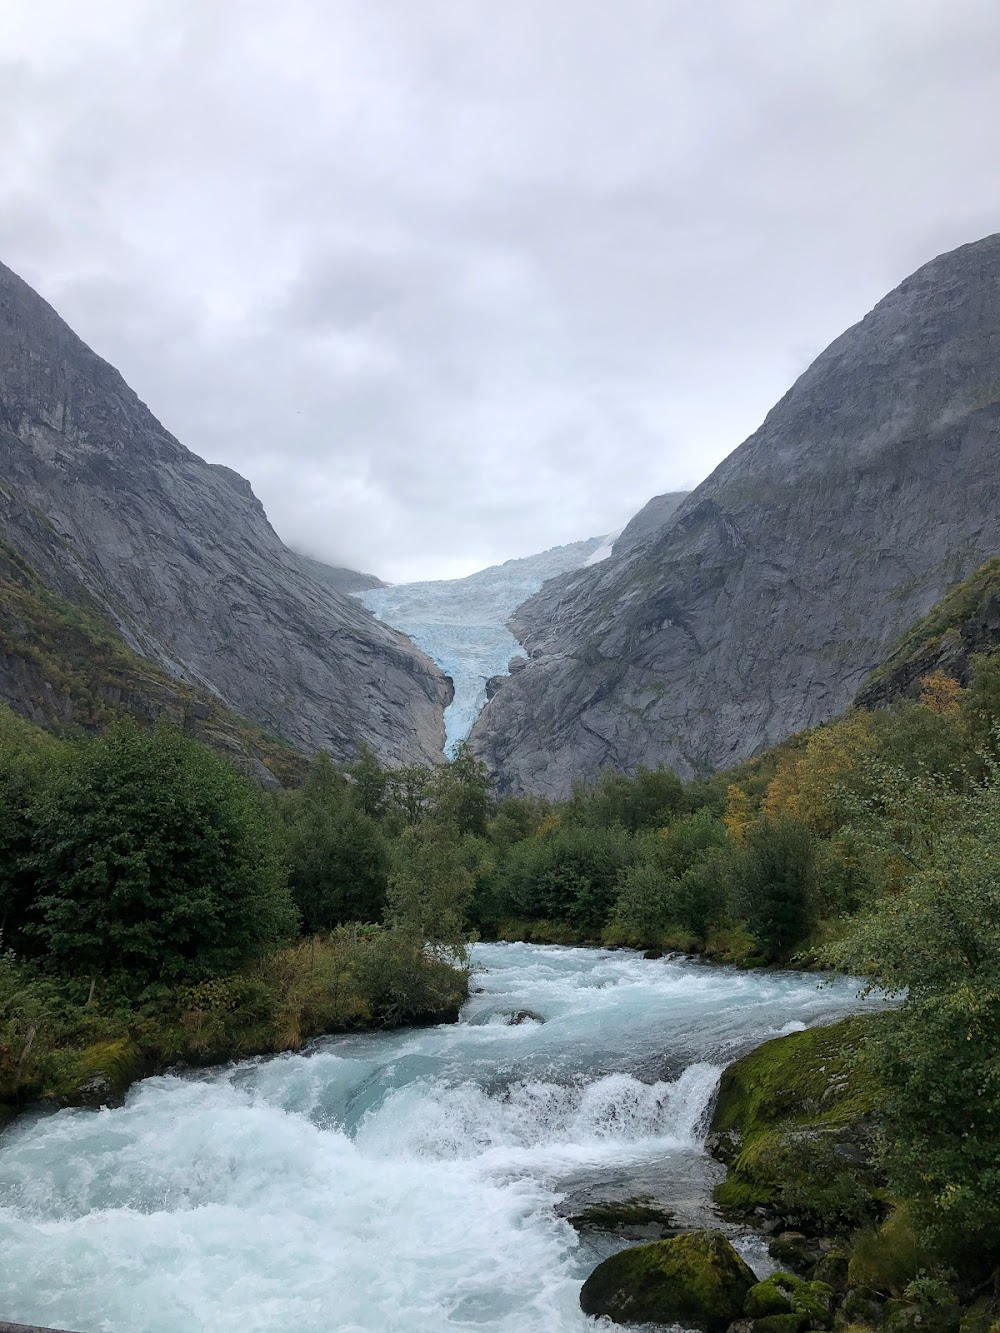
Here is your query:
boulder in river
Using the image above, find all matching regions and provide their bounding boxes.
[578,1228,756,1330]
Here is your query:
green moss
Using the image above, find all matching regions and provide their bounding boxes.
[747,1274,798,1317]
[710,1017,883,1231]
[712,1017,875,1145]
[42,1037,142,1107]
[745,1274,835,1329]
[754,1314,805,1333]
[578,1229,757,1330]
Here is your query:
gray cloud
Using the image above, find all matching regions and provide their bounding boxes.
[2,0,999,579]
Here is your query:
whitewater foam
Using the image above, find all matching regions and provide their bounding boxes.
[0,944,884,1332]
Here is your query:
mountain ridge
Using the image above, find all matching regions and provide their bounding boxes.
[472,233,1000,796]
[0,258,451,768]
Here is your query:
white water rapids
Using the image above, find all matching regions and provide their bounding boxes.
[0,944,882,1333]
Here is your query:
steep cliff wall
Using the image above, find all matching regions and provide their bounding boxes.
[0,260,450,767]
[473,235,1000,796]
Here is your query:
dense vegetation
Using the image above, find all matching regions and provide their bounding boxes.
[0,714,468,1117]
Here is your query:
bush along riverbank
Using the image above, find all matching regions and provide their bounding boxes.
[0,711,469,1122]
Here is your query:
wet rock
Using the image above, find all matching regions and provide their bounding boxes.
[497,1009,544,1025]
[579,1228,756,1331]
[567,1197,678,1240]
[769,1233,817,1274]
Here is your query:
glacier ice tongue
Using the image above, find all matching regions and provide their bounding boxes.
[357,536,611,755]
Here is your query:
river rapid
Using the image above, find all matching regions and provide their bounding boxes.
[0,944,882,1333]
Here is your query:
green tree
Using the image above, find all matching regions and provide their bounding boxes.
[348,743,387,819]
[494,824,635,931]
[284,801,390,932]
[733,816,817,959]
[27,722,296,986]
[0,707,58,951]
[566,766,684,832]
[387,821,473,953]
[432,745,493,836]
[834,761,1000,1264]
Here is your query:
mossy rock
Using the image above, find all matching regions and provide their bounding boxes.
[813,1249,849,1293]
[769,1233,818,1274]
[710,1018,881,1232]
[745,1273,835,1330]
[755,1315,806,1333]
[747,1274,799,1318]
[579,1228,756,1331]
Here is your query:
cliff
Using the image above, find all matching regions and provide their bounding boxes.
[472,234,1000,796]
[0,260,450,767]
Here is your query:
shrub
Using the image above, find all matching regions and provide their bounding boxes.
[27,722,296,987]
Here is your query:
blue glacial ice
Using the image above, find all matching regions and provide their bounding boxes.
[357,537,610,755]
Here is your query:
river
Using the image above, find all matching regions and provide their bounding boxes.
[0,943,881,1333]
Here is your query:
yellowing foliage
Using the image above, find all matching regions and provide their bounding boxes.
[918,671,964,717]
[534,811,562,839]
[724,784,753,845]
[762,712,876,837]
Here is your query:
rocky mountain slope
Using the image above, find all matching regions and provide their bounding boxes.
[855,554,1000,710]
[0,260,450,767]
[472,234,1000,796]
[357,536,608,754]
[612,490,689,555]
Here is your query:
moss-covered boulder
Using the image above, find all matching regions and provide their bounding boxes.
[709,1017,882,1235]
[745,1273,835,1330]
[578,1229,756,1330]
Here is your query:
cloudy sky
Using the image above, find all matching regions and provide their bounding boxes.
[2,1,999,580]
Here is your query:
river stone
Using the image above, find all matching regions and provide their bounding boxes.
[744,1273,835,1330]
[579,1228,756,1330]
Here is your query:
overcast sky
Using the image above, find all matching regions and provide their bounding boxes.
[2,1,999,581]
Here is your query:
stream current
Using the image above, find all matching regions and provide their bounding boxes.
[0,943,882,1333]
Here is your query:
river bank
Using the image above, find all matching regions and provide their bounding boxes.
[0,931,468,1128]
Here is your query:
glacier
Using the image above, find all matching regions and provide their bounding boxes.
[357,537,610,755]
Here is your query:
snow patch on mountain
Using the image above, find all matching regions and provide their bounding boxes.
[357,536,610,755]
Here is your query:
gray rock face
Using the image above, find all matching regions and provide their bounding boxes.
[0,259,450,766]
[291,551,385,595]
[472,234,1000,796]
[612,490,689,555]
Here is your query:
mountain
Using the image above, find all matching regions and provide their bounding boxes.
[472,234,1000,797]
[0,260,450,767]
[357,536,610,754]
[612,491,689,555]
[292,552,385,595]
